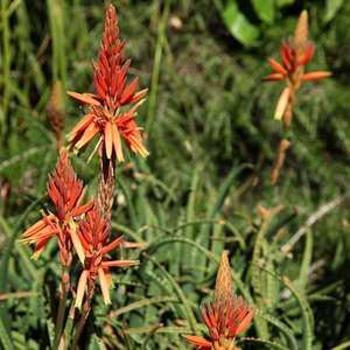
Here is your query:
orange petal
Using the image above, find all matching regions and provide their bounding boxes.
[32,237,51,260]
[274,87,290,121]
[111,123,124,162]
[67,91,101,106]
[236,309,254,335]
[22,218,48,238]
[21,228,57,244]
[21,224,58,243]
[104,122,113,159]
[120,77,139,105]
[71,201,94,218]
[75,122,99,150]
[75,270,88,310]
[267,58,287,75]
[280,42,293,71]
[262,73,285,81]
[130,88,148,104]
[183,335,211,349]
[100,235,124,255]
[98,267,111,305]
[101,260,139,268]
[302,71,332,81]
[298,43,315,66]
[68,114,94,141]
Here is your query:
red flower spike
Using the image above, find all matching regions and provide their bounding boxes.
[21,150,92,265]
[263,10,331,126]
[68,4,149,163]
[75,205,138,307]
[185,252,254,349]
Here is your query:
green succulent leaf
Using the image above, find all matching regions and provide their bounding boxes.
[252,0,275,24]
[222,0,260,46]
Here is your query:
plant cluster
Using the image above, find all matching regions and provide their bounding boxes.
[0,1,347,350]
[20,5,148,348]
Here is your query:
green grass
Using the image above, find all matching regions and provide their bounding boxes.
[0,0,350,349]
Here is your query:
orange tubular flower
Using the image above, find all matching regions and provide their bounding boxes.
[21,150,92,265]
[74,206,138,308]
[184,252,254,350]
[263,10,331,128]
[68,4,148,163]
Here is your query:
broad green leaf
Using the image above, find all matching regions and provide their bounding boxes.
[252,0,275,24]
[324,0,344,23]
[222,0,260,46]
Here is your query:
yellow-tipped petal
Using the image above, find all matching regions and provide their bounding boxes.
[101,260,139,268]
[21,218,47,238]
[68,114,94,142]
[69,221,85,265]
[75,122,99,150]
[31,246,46,260]
[98,268,111,305]
[75,270,88,310]
[67,91,101,106]
[105,270,113,290]
[111,123,124,162]
[104,122,113,159]
[274,87,290,121]
[128,134,149,158]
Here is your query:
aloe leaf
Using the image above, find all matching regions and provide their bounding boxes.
[252,0,275,24]
[324,0,344,23]
[0,314,13,350]
[222,0,260,46]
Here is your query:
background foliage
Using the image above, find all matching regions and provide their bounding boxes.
[0,0,349,349]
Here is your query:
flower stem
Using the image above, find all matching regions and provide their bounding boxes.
[71,282,94,350]
[71,304,91,350]
[53,269,70,349]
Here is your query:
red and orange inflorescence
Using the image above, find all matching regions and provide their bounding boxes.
[21,149,92,265]
[74,205,139,308]
[184,252,254,350]
[263,10,331,128]
[68,4,148,163]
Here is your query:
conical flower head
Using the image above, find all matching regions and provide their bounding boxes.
[215,251,233,303]
[47,150,90,221]
[21,149,92,263]
[68,4,148,163]
[184,251,254,349]
[294,10,309,59]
